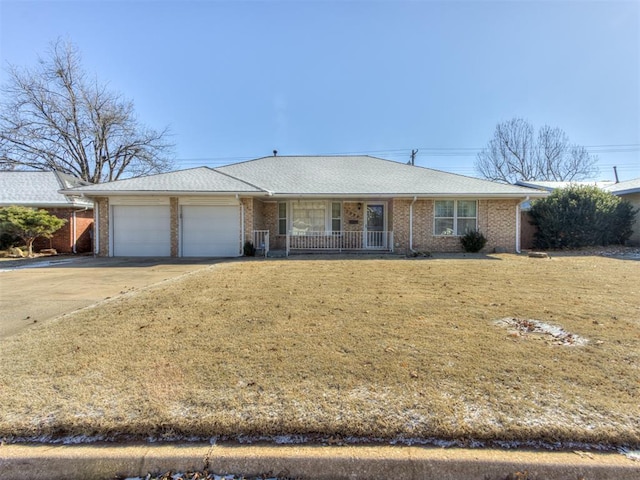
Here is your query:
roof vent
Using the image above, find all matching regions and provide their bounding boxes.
[273,150,278,157]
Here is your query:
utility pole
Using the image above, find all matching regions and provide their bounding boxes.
[410,149,418,166]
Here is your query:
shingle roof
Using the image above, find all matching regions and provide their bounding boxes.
[516,180,616,191]
[63,156,547,198]
[0,171,93,207]
[217,155,542,197]
[516,178,640,196]
[66,167,265,194]
[605,178,640,195]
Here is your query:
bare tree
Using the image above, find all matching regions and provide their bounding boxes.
[0,39,173,183]
[475,118,598,184]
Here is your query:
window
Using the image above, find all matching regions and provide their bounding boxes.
[286,201,342,235]
[278,202,287,235]
[331,202,342,233]
[434,200,477,236]
[291,201,325,234]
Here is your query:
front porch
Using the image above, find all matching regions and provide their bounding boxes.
[253,230,394,256]
[244,196,522,256]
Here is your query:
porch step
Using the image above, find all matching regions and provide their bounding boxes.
[266,249,287,258]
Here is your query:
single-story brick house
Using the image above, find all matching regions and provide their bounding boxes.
[0,171,94,253]
[62,155,547,257]
[516,178,640,247]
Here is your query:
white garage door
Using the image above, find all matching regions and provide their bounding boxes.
[112,205,171,256]
[181,205,240,257]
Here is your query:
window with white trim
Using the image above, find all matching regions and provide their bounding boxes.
[434,200,477,236]
[278,202,287,235]
[331,202,342,233]
[288,200,342,235]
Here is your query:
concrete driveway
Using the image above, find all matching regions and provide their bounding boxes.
[0,256,225,339]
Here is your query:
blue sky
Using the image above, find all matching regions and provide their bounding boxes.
[1,0,638,180]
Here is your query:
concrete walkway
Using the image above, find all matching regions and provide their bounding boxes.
[0,443,638,480]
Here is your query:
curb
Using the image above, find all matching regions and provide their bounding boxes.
[1,443,638,480]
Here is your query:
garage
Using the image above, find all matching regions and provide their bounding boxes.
[181,204,241,257]
[112,205,171,256]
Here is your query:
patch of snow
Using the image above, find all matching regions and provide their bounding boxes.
[619,448,640,461]
[0,258,75,270]
[5,432,634,455]
[5,258,73,271]
[124,475,283,480]
[495,317,588,346]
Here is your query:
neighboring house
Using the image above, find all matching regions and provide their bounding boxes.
[0,171,94,253]
[516,178,640,247]
[61,155,547,257]
[605,178,640,246]
[516,180,617,206]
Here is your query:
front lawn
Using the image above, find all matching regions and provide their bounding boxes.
[0,254,638,447]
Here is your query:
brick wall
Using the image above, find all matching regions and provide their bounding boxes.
[343,202,364,232]
[258,201,287,249]
[392,199,438,252]
[32,208,94,254]
[170,197,179,257]
[263,202,277,232]
[392,198,518,253]
[74,210,93,253]
[240,198,254,245]
[96,197,109,256]
[391,199,409,251]
[253,199,267,231]
[482,199,519,252]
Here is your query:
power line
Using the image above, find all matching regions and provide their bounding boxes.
[172,143,640,169]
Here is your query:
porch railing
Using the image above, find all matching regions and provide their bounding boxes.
[252,230,270,257]
[286,230,393,255]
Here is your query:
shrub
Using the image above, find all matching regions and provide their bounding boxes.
[0,232,21,250]
[460,229,487,253]
[529,185,637,249]
[0,206,66,257]
[243,240,256,257]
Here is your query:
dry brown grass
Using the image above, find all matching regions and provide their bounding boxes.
[0,254,638,447]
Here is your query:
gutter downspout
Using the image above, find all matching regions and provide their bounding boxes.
[516,196,529,254]
[409,196,418,253]
[94,203,99,257]
[72,211,76,254]
[240,201,245,256]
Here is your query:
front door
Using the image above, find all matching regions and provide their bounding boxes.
[365,203,385,248]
